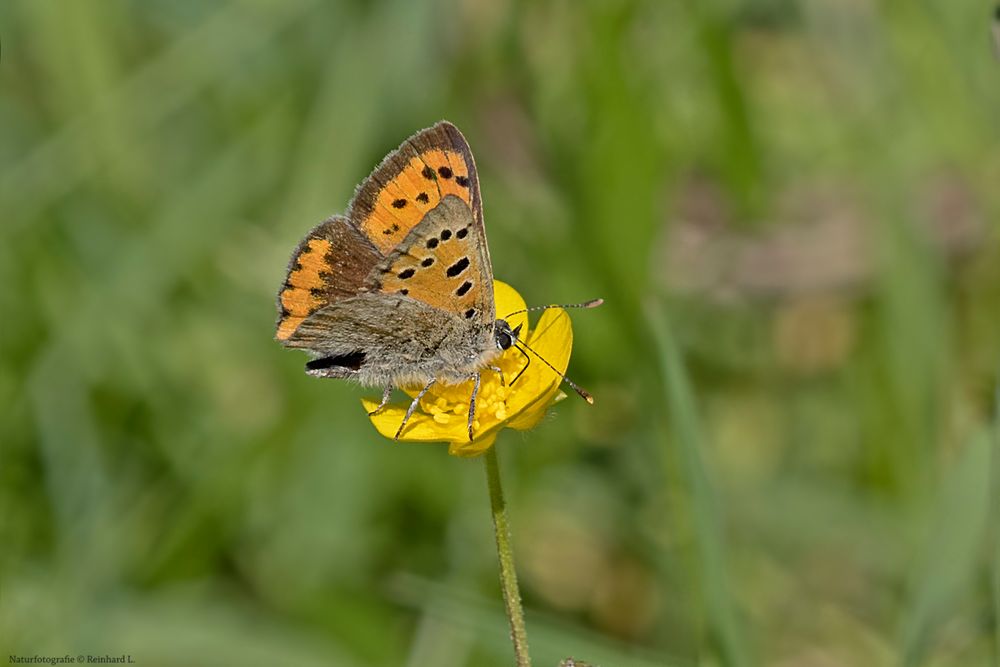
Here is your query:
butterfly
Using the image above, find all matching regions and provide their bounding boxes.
[276,121,534,441]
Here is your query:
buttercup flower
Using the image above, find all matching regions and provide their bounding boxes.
[361,280,573,457]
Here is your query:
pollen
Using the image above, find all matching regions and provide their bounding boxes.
[418,379,514,428]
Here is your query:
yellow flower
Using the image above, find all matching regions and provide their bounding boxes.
[361,280,574,457]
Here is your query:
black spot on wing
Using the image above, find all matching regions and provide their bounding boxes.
[455,280,472,296]
[455,175,469,187]
[422,165,435,180]
[446,257,470,277]
[464,308,475,319]
[438,166,453,179]
[416,192,429,204]
[306,351,366,371]
[392,199,407,209]
[456,227,468,239]
[426,237,439,249]
[398,268,415,279]
[421,258,434,267]
[440,229,452,241]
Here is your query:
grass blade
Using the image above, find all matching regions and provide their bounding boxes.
[647,300,752,667]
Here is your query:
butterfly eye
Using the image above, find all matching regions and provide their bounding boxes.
[494,319,519,350]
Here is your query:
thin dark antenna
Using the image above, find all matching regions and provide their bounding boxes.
[503,298,603,320]
[514,338,594,404]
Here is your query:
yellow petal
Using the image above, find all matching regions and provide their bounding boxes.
[507,387,561,431]
[361,399,463,442]
[448,431,499,457]
[361,395,509,445]
[526,306,573,369]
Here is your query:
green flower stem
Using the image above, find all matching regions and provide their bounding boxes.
[484,446,532,667]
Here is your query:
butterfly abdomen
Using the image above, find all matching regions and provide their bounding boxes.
[292,292,494,384]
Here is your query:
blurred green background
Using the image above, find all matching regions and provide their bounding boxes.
[2,1,1000,665]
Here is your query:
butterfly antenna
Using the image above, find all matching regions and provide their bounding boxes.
[503,298,603,319]
[513,338,594,404]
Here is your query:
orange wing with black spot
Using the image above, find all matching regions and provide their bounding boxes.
[275,215,381,341]
[369,194,495,325]
[347,121,486,257]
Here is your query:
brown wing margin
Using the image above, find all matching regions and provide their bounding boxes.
[346,121,487,257]
[275,215,381,342]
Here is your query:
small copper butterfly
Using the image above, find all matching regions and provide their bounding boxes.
[276,122,596,440]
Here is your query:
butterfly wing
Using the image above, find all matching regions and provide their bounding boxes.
[348,122,487,259]
[275,215,381,341]
[276,121,496,384]
[369,194,495,325]
[355,121,494,324]
[287,291,466,383]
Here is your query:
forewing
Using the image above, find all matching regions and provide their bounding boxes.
[347,121,486,258]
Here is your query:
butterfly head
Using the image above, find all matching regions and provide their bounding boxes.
[493,319,522,351]
[493,298,604,403]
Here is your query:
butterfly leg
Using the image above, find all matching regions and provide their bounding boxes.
[395,379,435,440]
[486,365,505,387]
[368,385,393,416]
[466,371,482,441]
[511,345,531,386]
